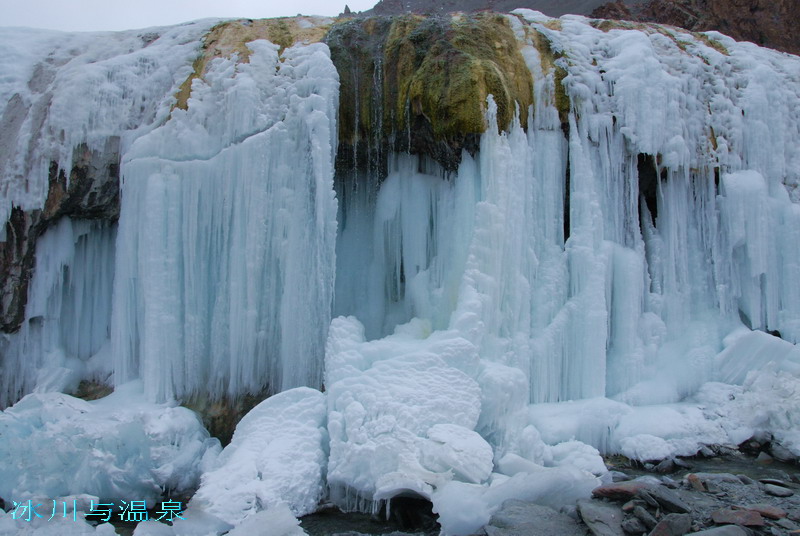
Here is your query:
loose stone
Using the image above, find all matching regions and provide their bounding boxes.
[647,513,692,536]
[711,507,765,527]
[578,499,625,536]
[763,483,793,497]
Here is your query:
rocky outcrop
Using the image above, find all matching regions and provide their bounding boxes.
[325,12,535,174]
[369,0,612,18]
[367,0,799,56]
[591,0,800,56]
[0,139,120,333]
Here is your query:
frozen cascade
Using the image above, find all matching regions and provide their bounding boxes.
[0,22,213,238]
[325,12,800,530]
[0,219,116,407]
[2,12,800,535]
[112,40,339,401]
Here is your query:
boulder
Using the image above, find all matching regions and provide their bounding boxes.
[636,487,692,514]
[578,499,625,536]
[484,499,586,536]
[763,484,793,497]
[648,513,692,536]
[593,482,655,501]
[711,508,765,527]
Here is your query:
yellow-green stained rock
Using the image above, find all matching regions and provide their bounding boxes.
[386,13,534,139]
[327,12,539,171]
[174,18,334,110]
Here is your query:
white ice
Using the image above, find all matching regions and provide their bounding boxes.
[0,381,220,503]
[2,11,800,535]
[190,387,327,526]
[111,39,339,402]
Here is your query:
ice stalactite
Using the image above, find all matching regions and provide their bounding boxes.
[0,219,116,407]
[111,40,339,402]
[325,14,800,529]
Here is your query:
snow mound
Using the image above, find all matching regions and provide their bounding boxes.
[190,387,327,526]
[0,382,219,503]
[432,466,599,536]
[325,316,487,508]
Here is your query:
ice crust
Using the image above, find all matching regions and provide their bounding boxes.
[191,387,327,525]
[0,381,220,503]
[2,12,800,536]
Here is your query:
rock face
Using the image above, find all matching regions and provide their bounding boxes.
[368,0,635,18]
[590,0,800,56]
[0,139,120,333]
[367,0,799,56]
[325,12,535,174]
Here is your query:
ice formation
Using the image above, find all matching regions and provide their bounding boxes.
[191,387,327,525]
[2,7,800,535]
[111,38,339,401]
[1,219,116,406]
[0,381,220,503]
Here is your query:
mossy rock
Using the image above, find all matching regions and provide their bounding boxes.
[328,12,537,172]
[386,13,534,143]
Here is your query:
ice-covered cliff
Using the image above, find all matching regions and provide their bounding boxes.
[1,9,800,535]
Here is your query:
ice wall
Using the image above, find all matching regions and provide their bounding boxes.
[0,219,116,407]
[324,14,800,527]
[111,40,339,402]
[334,12,800,407]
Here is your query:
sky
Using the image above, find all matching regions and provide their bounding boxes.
[1,0,378,32]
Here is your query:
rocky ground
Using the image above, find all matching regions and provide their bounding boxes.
[484,447,800,536]
[302,442,800,536]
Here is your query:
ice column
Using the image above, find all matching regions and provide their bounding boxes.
[0,219,116,406]
[111,41,339,402]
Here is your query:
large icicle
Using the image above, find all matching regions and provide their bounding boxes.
[111,40,339,402]
[0,219,116,406]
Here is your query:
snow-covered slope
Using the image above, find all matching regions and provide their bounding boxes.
[1,10,800,535]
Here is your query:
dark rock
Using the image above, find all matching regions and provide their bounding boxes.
[183,389,271,445]
[648,513,692,536]
[758,478,788,487]
[0,138,121,338]
[775,517,799,530]
[737,476,755,486]
[637,486,692,514]
[594,481,655,501]
[485,499,586,536]
[743,504,786,519]
[698,447,715,458]
[622,501,638,513]
[622,516,647,534]
[578,499,625,536]
[657,459,677,474]
[686,527,748,536]
[763,483,793,497]
[769,443,796,463]
[711,508,765,527]
[633,506,658,530]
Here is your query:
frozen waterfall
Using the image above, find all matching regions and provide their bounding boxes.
[1,9,800,534]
